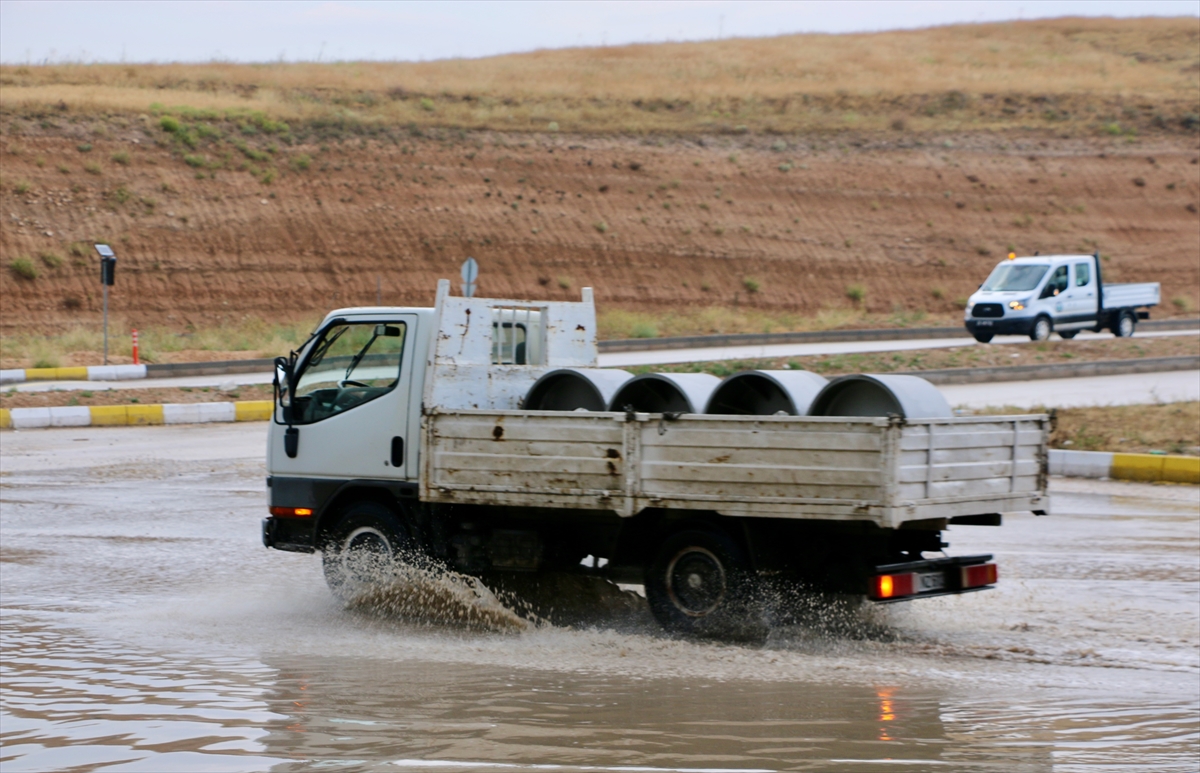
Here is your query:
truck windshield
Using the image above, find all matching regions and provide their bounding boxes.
[981,263,1049,292]
[287,321,406,424]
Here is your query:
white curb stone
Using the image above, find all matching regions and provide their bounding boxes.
[49,406,92,427]
[11,407,52,429]
[0,369,25,385]
[1048,449,1114,479]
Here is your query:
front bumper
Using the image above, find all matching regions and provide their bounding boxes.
[965,318,1034,336]
[262,516,317,553]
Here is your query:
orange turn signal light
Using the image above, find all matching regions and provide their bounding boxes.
[269,506,313,517]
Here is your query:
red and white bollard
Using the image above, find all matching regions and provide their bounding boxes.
[132,329,140,365]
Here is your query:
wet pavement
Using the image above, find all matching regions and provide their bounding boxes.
[1,424,1197,772]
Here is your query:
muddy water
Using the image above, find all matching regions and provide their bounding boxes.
[1,425,1198,772]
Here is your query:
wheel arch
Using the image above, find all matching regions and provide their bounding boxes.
[315,482,410,549]
[611,509,759,573]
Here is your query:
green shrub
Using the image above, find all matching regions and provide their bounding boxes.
[76,143,92,153]
[183,154,205,167]
[556,276,571,289]
[84,162,102,175]
[419,97,435,112]
[14,180,30,194]
[39,251,62,268]
[1171,296,1192,311]
[160,116,181,133]
[68,242,87,257]
[593,221,608,233]
[742,277,761,293]
[931,287,945,300]
[112,185,131,204]
[111,151,130,165]
[289,153,311,171]
[846,284,866,303]
[10,257,38,280]
[631,322,658,339]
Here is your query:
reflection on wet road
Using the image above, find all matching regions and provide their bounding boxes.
[1,425,1197,771]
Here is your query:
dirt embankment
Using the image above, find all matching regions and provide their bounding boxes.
[2,122,1198,337]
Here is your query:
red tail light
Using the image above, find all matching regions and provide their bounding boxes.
[961,563,998,589]
[269,506,313,517]
[871,572,915,600]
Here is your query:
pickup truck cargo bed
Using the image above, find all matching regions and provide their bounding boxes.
[421,410,1049,527]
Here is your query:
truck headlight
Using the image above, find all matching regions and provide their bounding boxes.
[1008,300,1026,310]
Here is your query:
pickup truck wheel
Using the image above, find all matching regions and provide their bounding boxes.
[1058,330,1078,340]
[645,528,767,643]
[1114,312,1136,338]
[1029,316,1052,342]
[321,502,411,601]
[971,332,994,343]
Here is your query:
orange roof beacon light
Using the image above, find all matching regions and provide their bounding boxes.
[1007,252,1017,260]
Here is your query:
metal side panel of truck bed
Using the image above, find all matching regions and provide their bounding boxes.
[420,410,1049,528]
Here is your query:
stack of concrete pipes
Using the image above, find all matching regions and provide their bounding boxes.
[523,368,952,419]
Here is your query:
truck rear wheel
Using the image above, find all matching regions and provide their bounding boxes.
[1114,311,1136,338]
[321,502,412,601]
[1029,316,1052,342]
[644,528,767,643]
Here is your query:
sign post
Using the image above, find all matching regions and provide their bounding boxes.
[95,244,116,365]
[460,256,479,298]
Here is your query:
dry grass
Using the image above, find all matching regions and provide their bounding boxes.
[637,334,1199,378]
[990,402,1200,456]
[2,17,1196,134]
[0,317,320,369]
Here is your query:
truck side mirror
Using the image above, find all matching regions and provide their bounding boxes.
[375,324,401,337]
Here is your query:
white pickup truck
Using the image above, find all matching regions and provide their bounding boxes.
[263,281,1050,638]
[965,252,1160,342]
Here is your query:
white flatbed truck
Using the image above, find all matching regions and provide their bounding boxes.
[965,252,1160,342]
[263,281,1049,637]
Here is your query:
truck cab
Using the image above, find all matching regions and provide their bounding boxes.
[965,253,1158,343]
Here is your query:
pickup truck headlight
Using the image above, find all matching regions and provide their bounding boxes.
[1008,299,1027,310]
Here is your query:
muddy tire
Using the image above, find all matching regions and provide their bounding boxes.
[1029,316,1052,342]
[321,502,410,601]
[1058,330,1078,339]
[971,332,994,343]
[644,528,768,643]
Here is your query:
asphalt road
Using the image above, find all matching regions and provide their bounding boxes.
[12,330,1198,410]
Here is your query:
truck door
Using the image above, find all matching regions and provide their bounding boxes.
[1067,260,1098,320]
[272,316,418,481]
[1037,264,1070,320]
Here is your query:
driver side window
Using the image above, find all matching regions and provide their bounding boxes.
[291,321,406,424]
[1040,266,1069,299]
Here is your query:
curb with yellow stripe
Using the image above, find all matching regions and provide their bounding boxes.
[0,364,147,385]
[0,401,273,429]
[1048,449,1199,484]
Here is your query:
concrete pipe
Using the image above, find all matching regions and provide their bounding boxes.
[524,368,633,411]
[808,374,952,419]
[608,373,721,414]
[704,370,829,416]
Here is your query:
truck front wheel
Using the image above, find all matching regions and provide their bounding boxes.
[644,528,767,643]
[971,332,994,343]
[1029,316,1052,342]
[321,502,411,601]
[1114,311,1136,338]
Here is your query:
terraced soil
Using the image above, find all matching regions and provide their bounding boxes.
[2,126,1198,337]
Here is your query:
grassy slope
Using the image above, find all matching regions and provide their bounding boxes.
[2,17,1198,135]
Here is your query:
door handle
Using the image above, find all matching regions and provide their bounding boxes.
[391,436,404,467]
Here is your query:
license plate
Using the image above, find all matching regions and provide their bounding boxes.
[976,320,993,327]
[918,572,946,592]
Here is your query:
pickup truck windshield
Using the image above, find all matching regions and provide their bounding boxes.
[981,263,1049,292]
[288,321,406,424]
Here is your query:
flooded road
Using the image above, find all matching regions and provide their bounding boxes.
[2,424,1197,772]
